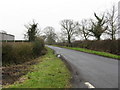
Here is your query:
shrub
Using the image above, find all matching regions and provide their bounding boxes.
[2,43,14,65]
[56,40,119,55]
[2,38,46,66]
[33,38,45,56]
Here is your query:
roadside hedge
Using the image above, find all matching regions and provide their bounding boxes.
[56,39,120,55]
[2,39,46,66]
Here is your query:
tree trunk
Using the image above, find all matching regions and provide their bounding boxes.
[85,36,88,40]
[97,36,100,40]
[68,35,71,44]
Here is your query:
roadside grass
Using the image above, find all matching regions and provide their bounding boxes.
[5,47,71,88]
[53,45,120,60]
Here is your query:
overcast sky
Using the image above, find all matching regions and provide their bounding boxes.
[0,0,119,40]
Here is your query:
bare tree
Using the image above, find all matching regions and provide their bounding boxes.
[78,19,91,40]
[55,32,66,43]
[118,2,120,39]
[44,26,56,44]
[60,19,79,44]
[89,13,108,40]
[105,5,118,40]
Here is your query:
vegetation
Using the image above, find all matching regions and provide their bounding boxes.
[2,2,119,89]
[53,45,120,60]
[60,19,79,44]
[2,38,46,66]
[54,6,119,58]
[43,26,57,44]
[105,5,118,40]
[55,40,119,55]
[5,47,71,88]
[66,47,120,60]
[24,20,40,42]
[78,19,91,40]
[88,13,108,40]
[32,38,45,56]
[55,5,118,42]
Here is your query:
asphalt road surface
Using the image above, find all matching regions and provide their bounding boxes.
[47,45,118,88]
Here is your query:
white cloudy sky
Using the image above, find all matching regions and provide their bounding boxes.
[0,0,119,40]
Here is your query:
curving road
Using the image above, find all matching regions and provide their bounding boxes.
[47,45,118,88]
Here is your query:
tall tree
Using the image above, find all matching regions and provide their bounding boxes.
[44,26,56,44]
[56,32,67,43]
[24,21,39,42]
[60,19,79,44]
[78,19,91,40]
[89,13,108,40]
[105,5,118,40]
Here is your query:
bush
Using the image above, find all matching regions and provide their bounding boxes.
[73,40,119,55]
[2,43,13,65]
[33,38,45,56]
[56,40,119,55]
[2,38,46,66]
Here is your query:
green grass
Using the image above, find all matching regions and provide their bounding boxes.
[53,45,120,60]
[6,47,71,88]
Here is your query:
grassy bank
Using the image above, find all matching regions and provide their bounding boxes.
[56,40,120,55]
[53,45,120,60]
[5,47,71,88]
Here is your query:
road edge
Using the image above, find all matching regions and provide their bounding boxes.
[53,50,90,88]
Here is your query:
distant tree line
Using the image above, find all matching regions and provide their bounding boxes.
[58,5,118,44]
[24,5,118,45]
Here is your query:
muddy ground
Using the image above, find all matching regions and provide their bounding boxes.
[2,59,40,86]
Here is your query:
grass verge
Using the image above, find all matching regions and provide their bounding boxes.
[5,47,71,88]
[53,45,120,60]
